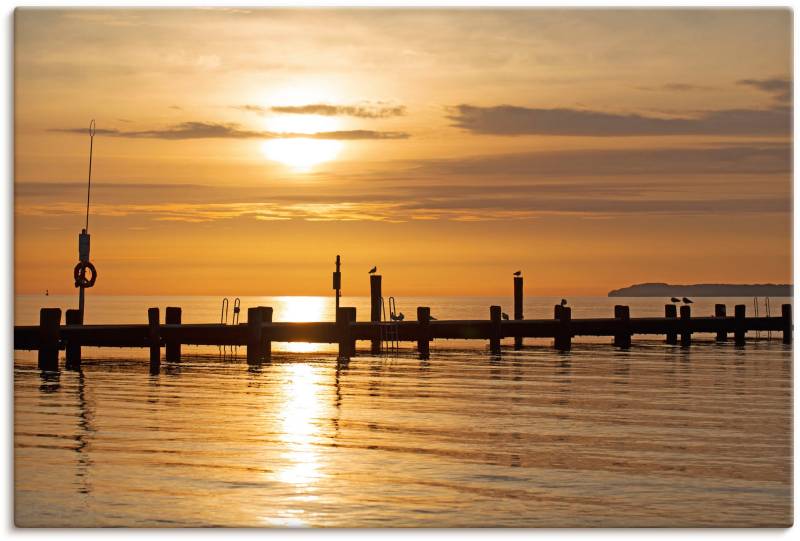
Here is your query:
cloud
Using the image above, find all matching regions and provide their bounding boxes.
[447,104,790,136]
[737,77,791,103]
[636,83,714,92]
[51,122,409,140]
[234,102,406,118]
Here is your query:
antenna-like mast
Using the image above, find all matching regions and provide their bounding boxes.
[85,119,95,232]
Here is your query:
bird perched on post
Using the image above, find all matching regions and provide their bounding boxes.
[368,266,377,274]
[513,270,522,276]
[397,312,404,321]
[502,312,510,320]
[560,299,568,306]
[682,297,693,304]
[670,297,680,303]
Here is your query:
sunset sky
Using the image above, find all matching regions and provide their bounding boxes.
[14,8,792,296]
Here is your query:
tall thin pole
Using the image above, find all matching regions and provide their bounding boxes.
[85,119,95,232]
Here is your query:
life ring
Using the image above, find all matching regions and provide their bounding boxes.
[74,261,97,288]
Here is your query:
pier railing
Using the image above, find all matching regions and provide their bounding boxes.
[15,302,793,373]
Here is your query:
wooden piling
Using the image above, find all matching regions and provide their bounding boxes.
[714,304,727,342]
[734,304,746,346]
[613,305,631,349]
[370,275,382,354]
[782,304,792,345]
[37,308,61,371]
[260,307,274,361]
[679,305,691,347]
[665,304,678,345]
[247,307,263,364]
[489,305,502,354]
[337,307,354,361]
[513,276,523,350]
[148,308,160,373]
[417,306,431,359]
[165,306,182,362]
[554,305,571,351]
[65,308,82,370]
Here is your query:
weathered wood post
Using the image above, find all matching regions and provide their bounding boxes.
[38,308,61,371]
[714,304,727,342]
[613,305,631,349]
[679,305,691,347]
[247,307,263,364]
[148,307,160,373]
[734,304,746,346]
[513,276,523,350]
[370,274,382,354]
[65,308,82,370]
[337,306,354,361]
[165,306,182,362]
[781,304,792,345]
[665,304,678,345]
[260,307,274,361]
[417,306,431,359]
[554,305,572,351]
[489,305,502,354]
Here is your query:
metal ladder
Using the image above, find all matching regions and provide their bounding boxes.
[219,297,242,356]
[753,297,773,341]
[380,296,399,355]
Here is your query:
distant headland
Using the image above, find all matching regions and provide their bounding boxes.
[608,283,793,297]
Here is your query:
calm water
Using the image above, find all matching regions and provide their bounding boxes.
[14,296,793,527]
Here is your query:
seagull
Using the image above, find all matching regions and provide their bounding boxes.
[670,297,680,303]
[502,312,510,320]
[560,299,568,306]
[429,315,437,321]
[397,312,405,321]
[682,297,693,304]
[513,270,522,276]
[368,266,377,274]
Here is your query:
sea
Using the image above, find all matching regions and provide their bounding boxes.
[13,295,793,527]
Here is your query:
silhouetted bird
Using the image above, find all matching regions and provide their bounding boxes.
[502,312,510,320]
[368,266,377,274]
[670,297,680,303]
[430,315,437,321]
[397,312,405,321]
[560,299,568,306]
[513,270,522,276]
[682,297,693,304]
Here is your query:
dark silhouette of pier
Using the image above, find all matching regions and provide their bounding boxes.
[14,264,793,374]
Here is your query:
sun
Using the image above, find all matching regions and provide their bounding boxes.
[261,113,343,172]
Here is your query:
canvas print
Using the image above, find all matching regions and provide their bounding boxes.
[13,8,792,528]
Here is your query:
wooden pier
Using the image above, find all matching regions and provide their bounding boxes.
[16,298,793,372]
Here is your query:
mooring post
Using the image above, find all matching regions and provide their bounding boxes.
[714,304,727,342]
[679,305,691,347]
[782,304,792,345]
[417,306,430,359]
[247,307,263,364]
[613,305,631,349]
[337,307,354,361]
[165,306,182,362]
[370,274,382,354]
[148,307,160,373]
[734,304,746,346]
[513,276,523,350]
[665,304,678,345]
[38,308,61,371]
[65,308,82,370]
[489,305,502,354]
[554,305,572,352]
[260,307,273,361]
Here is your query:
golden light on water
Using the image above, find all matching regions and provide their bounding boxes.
[265,362,326,527]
